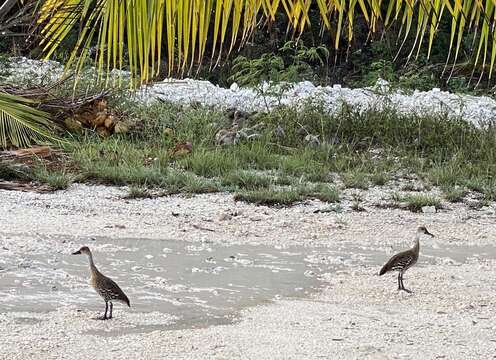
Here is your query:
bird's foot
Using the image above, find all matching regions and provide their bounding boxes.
[400,288,413,294]
[97,315,109,320]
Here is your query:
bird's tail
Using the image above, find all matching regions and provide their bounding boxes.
[379,263,389,276]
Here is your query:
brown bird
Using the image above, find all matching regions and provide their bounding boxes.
[72,246,130,320]
[379,226,434,293]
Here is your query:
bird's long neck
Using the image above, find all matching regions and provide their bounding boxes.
[86,252,98,274]
[412,233,421,254]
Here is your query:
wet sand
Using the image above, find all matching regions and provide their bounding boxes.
[1,184,496,359]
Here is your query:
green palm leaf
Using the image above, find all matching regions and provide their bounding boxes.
[0,92,61,149]
[35,0,496,85]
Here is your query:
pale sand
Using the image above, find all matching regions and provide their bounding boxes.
[1,184,495,359]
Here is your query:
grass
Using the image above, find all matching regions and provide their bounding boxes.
[234,188,302,206]
[1,161,72,190]
[0,163,30,181]
[125,186,154,199]
[442,186,467,203]
[393,193,442,212]
[8,98,495,207]
[222,170,273,190]
[234,183,340,206]
[341,172,369,190]
[124,172,219,198]
[159,170,220,194]
[299,183,340,203]
[177,174,219,194]
[483,185,496,201]
[370,172,389,186]
[31,168,72,190]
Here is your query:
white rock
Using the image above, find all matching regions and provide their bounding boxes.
[3,58,496,128]
[421,206,437,214]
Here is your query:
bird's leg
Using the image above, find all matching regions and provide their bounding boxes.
[399,273,412,293]
[99,301,109,320]
[109,302,113,319]
[397,272,403,290]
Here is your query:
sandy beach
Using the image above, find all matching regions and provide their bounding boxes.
[1,184,496,359]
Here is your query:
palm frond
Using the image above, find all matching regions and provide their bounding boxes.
[36,0,496,85]
[0,92,61,149]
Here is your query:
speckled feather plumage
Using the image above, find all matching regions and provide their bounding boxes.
[379,249,418,275]
[90,269,130,306]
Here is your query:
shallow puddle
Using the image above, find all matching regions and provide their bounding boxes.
[0,236,495,332]
[0,237,338,330]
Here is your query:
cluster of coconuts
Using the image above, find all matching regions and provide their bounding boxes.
[64,99,129,137]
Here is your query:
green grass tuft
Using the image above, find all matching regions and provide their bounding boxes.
[234,188,302,206]
[442,186,467,203]
[234,183,339,206]
[395,193,442,212]
[299,183,340,203]
[370,172,389,186]
[341,172,369,189]
[222,170,273,190]
[32,167,72,190]
[125,186,154,199]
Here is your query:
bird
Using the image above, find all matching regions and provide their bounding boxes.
[72,246,130,320]
[379,226,434,293]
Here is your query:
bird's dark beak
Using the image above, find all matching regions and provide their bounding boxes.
[425,230,434,237]
[72,250,81,255]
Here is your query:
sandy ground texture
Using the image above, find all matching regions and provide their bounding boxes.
[1,184,496,359]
